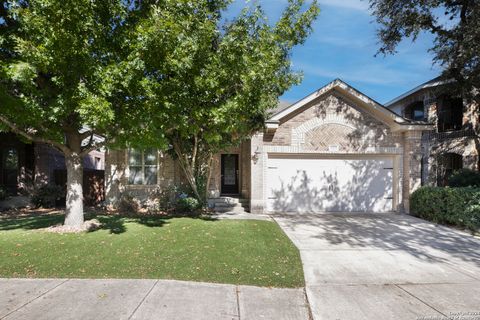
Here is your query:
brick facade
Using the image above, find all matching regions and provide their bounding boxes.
[249,89,423,214]
[105,142,251,206]
[104,80,431,214]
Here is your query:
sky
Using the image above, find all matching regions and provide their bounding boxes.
[228,0,442,105]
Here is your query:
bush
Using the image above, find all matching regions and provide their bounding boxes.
[448,169,480,187]
[117,194,140,214]
[410,186,480,232]
[175,197,200,214]
[154,185,180,211]
[0,186,7,201]
[31,184,65,208]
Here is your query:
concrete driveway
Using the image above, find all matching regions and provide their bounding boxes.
[274,213,480,320]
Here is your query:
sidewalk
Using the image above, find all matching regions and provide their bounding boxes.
[0,279,310,320]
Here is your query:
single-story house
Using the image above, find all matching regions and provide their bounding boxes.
[105,79,433,214]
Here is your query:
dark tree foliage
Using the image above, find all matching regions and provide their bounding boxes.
[370,0,480,100]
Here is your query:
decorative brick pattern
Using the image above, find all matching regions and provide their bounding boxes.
[303,123,354,151]
[250,91,408,213]
[265,94,402,154]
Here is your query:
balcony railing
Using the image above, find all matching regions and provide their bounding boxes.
[423,129,477,142]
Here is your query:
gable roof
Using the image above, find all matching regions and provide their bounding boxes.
[266,79,433,132]
[268,100,292,116]
[385,76,447,107]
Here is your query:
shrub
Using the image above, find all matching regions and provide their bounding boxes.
[154,186,179,211]
[448,169,480,187]
[0,186,7,200]
[410,186,480,232]
[31,184,65,208]
[117,194,140,214]
[176,197,200,214]
[146,184,205,215]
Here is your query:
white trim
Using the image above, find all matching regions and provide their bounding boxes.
[385,77,449,107]
[265,122,279,133]
[264,145,403,155]
[270,80,402,122]
[391,123,434,132]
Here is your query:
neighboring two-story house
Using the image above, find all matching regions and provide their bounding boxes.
[0,132,105,203]
[386,77,479,187]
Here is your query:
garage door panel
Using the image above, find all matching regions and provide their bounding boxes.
[267,157,393,213]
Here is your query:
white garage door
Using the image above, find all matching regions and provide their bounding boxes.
[266,155,394,213]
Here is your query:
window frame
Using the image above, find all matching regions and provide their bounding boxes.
[437,96,463,132]
[126,148,160,186]
[404,101,425,121]
[437,153,463,186]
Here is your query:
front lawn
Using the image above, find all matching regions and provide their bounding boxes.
[0,213,304,288]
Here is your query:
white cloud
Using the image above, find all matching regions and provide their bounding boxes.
[318,0,370,12]
[316,35,374,49]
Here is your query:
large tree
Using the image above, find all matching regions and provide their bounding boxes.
[369,0,479,98]
[0,0,156,228]
[0,0,319,225]
[134,0,319,201]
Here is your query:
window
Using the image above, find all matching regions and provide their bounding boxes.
[437,153,463,186]
[128,148,158,185]
[438,96,463,132]
[3,148,18,170]
[404,101,425,121]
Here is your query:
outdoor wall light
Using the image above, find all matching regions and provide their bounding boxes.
[252,147,261,164]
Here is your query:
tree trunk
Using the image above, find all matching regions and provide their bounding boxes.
[62,130,85,228]
[172,139,202,201]
[64,153,84,227]
[181,160,202,201]
[205,154,213,201]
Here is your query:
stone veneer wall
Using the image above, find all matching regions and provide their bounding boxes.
[390,90,479,186]
[402,131,423,213]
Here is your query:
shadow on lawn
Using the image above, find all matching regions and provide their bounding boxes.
[0,211,217,234]
[0,212,64,231]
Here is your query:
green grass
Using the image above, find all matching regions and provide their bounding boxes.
[0,214,304,288]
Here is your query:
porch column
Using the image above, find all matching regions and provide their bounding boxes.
[250,133,265,214]
[402,130,423,213]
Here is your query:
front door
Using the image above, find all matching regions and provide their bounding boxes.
[221,154,239,195]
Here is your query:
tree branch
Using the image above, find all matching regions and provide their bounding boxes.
[192,133,198,171]
[0,115,69,154]
[79,138,110,156]
[80,130,93,140]
[81,131,95,151]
